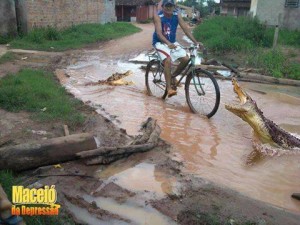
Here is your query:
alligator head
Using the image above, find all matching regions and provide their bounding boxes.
[225,78,300,149]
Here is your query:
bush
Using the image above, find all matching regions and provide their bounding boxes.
[193,16,300,53]
[194,16,272,52]
[0,35,13,44]
[279,29,300,47]
[247,48,300,79]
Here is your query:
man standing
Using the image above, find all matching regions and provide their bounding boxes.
[153,0,202,97]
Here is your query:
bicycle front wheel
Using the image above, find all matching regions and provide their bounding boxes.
[185,69,220,118]
[145,60,167,99]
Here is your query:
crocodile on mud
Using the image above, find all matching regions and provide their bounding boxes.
[85,70,134,86]
[225,78,300,156]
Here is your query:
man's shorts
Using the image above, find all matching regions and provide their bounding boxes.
[154,42,187,62]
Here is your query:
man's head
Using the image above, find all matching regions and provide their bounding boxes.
[162,0,175,15]
[162,0,175,7]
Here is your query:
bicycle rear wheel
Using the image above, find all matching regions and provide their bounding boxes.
[185,69,220,118]
[145,60,167,99]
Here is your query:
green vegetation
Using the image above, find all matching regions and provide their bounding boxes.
[182,210,262,225]
[0,52,16,64]
[193,16,300,80]
[181,0,220,17]
[10,22,141,51]
[247,48,300,79]
[0,35,13,44]
[0,69,85,126]
[0,170,75,225]
[194,16,273,51]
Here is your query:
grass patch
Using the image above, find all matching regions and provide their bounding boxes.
[0,52,16,64]
[0,35,14,44]
[247,48,300,79]
[0,170,75,225]
[278,29,300,47]
[193,16,300,79]
[194,16,273,52]
[180,210,261,225]
[194,16,300,52]
[0,69,85,126]
[10,22,141,51]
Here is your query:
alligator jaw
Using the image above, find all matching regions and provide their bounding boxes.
[225,79,273,144]
[225,104,247,117]
[225,78,300,149]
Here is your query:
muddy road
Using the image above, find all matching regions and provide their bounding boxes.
[55,23,300,216]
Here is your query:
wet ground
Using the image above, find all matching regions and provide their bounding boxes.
[55,23,300,216]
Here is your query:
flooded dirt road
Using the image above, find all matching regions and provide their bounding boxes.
[57,23,300,214]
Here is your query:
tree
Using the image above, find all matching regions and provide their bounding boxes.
[179,0,220,17]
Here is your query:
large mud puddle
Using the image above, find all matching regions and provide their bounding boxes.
[57,48,300,214]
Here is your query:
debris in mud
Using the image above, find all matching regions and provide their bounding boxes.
[85,70,134,86]
[0,135,12,147]
[92,182,136,203]
[0,133,97,171]
[64,193,131,223]
[77,117,162,165]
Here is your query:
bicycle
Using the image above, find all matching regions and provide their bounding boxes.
[145,45,220,118]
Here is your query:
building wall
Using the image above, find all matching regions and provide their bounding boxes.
[0,0,17,36]
[255,0,285,26]
[100,0,117,24]
[249,0,258,16]
[23,0,116,30]
[253,0,300,30]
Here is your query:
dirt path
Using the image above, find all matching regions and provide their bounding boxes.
[1,23,300,225]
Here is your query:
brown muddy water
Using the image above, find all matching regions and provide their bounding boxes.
[57,50,300,215]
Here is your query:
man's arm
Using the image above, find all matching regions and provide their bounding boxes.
[178,13,203,47]
[153,14,176,49]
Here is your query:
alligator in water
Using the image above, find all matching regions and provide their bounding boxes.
[225,78,300,156]
[85,70,134,86]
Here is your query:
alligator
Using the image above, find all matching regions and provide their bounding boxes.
[225,78,300,156]
[85,70,134,86]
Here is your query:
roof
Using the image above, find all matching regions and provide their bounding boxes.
[115,0,160,6]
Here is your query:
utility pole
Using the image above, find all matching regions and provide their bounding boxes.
[273,13,282,49]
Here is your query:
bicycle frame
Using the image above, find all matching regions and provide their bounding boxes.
[146,45,221,117]
[147,45,207,96]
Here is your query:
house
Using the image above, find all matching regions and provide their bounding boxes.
[250,0,300,30]
[0,0,117,36]
[220,0,251,16]
[177,4,194,18]
[115,0,160,22]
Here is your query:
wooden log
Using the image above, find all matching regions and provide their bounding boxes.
[77,117,161,165]
[85,154,131,165]
[77,143,156,158]
[239,72,300,86]
[0,133,97,171]
[0,135,12,147]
